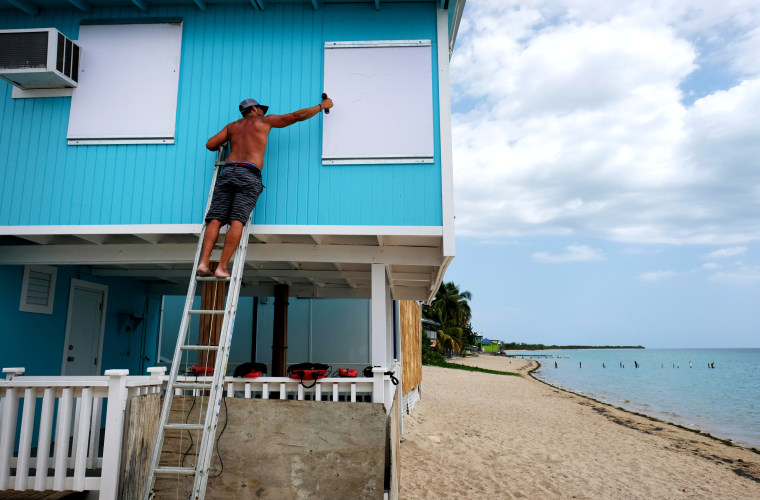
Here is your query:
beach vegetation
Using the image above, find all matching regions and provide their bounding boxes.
[423,282,479,358]
[421,331,446,365]
[422,356,520,377]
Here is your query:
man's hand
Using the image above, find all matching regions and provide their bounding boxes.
[320,97,334,111]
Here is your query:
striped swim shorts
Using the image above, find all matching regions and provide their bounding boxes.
[205,162,264,225]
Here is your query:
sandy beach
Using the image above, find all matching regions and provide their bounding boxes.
[399,355,760,499]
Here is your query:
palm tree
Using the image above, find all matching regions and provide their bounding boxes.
[424,282,472,327]
[423,282,473,357]
[436,324,463,356]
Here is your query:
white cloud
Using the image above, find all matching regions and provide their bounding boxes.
[531,244,604,263]
[623,247,662,255]
[702,262,721,270]
[451,1,760,245]
[638,270,678,282]
[709,265,760,284]
[702,246,747,259]
[728,26,760,77]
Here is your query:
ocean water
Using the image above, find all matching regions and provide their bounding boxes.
[529,348,760,450]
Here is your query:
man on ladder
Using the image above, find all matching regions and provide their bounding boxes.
[145,95,334,500]
[198,95,334,278]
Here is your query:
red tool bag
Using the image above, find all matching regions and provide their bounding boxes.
[189,365,214,376]
[338,368,357,378]
[287,363,331,388]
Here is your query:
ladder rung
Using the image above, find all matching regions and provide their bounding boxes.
[165,423,205,431]
[174,382,213,390]
[181,345,220,351]
[196,276,231,282]
[154,466,196,476]
[188,309,225,315]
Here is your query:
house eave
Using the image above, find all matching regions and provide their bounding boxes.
[0,224,445,301]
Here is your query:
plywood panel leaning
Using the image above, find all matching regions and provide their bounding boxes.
[400,301,422,395]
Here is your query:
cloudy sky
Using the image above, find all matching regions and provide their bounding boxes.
[445,0,760,348]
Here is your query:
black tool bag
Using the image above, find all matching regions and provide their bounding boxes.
[233,362,268,378]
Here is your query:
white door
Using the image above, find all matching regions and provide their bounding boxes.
[62,279,108,375]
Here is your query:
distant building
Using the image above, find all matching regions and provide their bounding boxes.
[479,337,500,353]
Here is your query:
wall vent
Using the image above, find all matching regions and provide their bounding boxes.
[0,28,80,89]
[19,265,57,314]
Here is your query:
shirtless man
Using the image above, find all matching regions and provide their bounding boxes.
[198,96,334,278]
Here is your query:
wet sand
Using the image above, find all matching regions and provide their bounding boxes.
[399,355,760,499]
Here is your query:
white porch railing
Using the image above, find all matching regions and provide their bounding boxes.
[0,366,390,498]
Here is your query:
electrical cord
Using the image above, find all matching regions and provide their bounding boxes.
[180,381,198,467]
[179,385,228,478]
[208,396,228,478]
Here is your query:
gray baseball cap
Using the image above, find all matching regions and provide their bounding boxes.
[239,98,268,115]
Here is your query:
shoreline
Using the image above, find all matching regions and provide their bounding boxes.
[528,353,760,452]
[527,359,760,455]
[399,354,760,499]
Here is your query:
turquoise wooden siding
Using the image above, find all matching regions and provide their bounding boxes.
[0,264,160,375]
[0,3,443,227]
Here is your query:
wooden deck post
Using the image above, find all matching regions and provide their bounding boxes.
[198,263,226,368]
[272,284,290,377]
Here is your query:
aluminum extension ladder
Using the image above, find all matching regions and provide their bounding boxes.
[144,143,251,500]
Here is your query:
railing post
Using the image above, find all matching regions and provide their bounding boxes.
[147,366,166,393]
[0,387,19,490]
[1,368,25,489]
[2,367,25,380]
[147,366,166,380]
[100,369,129,500]
[15,387,38,490]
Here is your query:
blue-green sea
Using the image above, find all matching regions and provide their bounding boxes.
[527,348,760,449]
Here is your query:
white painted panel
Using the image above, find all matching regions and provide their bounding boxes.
[67,23,182,144]
[322,42,434,163]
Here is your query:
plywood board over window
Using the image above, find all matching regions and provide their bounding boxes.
[67,22,182,145]
[322,41,434,165]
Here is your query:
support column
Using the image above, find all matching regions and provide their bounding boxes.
[371,264,388,407]
[251,297,259,362]
[271,284,290,377]
[384,286,395,409]
[198,263,225,368]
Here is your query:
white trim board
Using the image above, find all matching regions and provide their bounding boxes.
[0,243,444,267]
[12,87,73,99]
[437,8,456,259]
[0,224,443,237]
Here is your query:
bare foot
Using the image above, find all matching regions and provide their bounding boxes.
[197,264,214,277]
[214,268,231,279]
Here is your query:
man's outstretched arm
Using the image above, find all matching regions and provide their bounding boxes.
[265,98,334,128]
[206,126,229,151]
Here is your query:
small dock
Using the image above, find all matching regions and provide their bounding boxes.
[507,353,555,359]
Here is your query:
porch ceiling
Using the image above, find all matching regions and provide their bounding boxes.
[0,225,450,302]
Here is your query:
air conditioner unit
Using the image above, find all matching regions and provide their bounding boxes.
[0,28,80,89]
